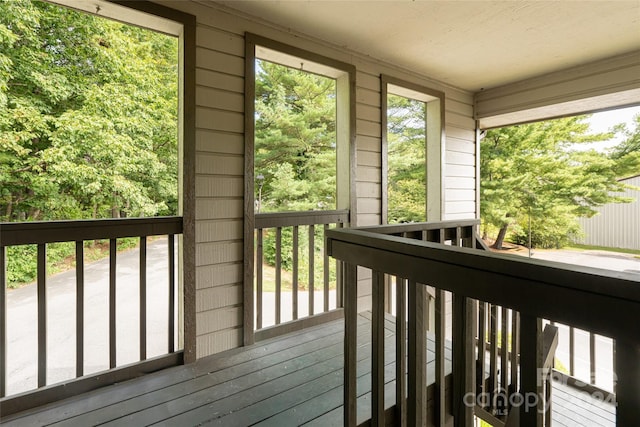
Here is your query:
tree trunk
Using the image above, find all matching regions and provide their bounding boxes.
[492,224,509,250]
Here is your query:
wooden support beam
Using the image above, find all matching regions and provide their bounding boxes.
[344,263,358,426]
[519,314,542,427]
[408,280,427,427]
[372,271,385,425]
[395,277,407,426]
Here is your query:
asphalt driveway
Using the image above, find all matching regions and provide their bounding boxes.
[5,238,174,396]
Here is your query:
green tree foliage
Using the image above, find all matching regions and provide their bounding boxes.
[387,94,426,223]
[0,0,178,222]
[254,59,336,212]
[609,113,640,177]
[481,116,632,249]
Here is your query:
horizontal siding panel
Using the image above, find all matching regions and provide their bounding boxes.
[357,198,380,214]
[357,165,380,183]
[356,181,381,198]
[446,137,475,154]
[357,103,381,122]
[444,201,476,216]
[443,212,476,221]
[446,150,475,166]
[196,219,243,243]
[195,198,243,221]
[446,98,474,117]
[445,176,476,190]
[196,25,244,56]
[356,87,380,107]
[196,241,243,266]
[446,126,475,142]
[196,129,244,155]
[356,135,381,153]
[196,285,242,312]
[445,201,476,215]
[446,111,475,130]
[445,164,475,178]
[357,214,381,226]
[196,176,243,197]
[196,262,243,290]
[196,107,244,133]
[196,328,242,358]
[196,306,243,335]
[357,150,381,168]
[356,71,381,92]
[196,153,244,176]
[196,68,244,93]
[445,189,476,202]
[196,86,244,112]
[196,47,244,76]
[357,119,381,138]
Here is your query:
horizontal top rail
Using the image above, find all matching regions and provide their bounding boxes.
[0,216,183,246]
[326,227,640,342]
[358,218,480,235]
[255,209,349,229]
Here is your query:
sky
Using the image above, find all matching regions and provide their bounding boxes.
[584,105,640,151]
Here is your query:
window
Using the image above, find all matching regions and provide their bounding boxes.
[245,35,355,340]
[382,76,444,224]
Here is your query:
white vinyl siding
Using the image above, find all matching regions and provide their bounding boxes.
[158,0,477,358]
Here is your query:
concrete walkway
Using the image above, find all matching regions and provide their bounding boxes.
[5,239,174,396]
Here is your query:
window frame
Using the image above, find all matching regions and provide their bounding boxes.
[381,75,445,224]
[244,33,356,345]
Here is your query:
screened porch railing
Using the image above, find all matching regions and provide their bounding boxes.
[254,210,348,340]
[326,222,640,426]
[0,216,182,415]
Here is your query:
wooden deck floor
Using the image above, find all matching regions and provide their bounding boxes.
[1,313,614,426]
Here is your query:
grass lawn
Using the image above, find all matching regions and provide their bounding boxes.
[566,243,640,258]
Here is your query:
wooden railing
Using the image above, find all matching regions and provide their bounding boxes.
[254,209,349,340]
[0,216,183,415]
[326,222,640,426]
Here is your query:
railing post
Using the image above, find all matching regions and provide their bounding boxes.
[452,294,476,427]
[139,237,146,361]
[435,289,446,426]
[37,243,47,387]
[408,280,427,427]
[109,238,117,369]
[372,271,385,425]
[519,314,543,427]
[256,229,263,329]
[344,262,358,427]
[168,234,176,353]
[1,245,6,398]
[396,277,407,426]
[76,241,85,376]
[293,225,299,320]
[615,337,640,426]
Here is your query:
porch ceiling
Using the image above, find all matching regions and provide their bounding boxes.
[214,0,640,92]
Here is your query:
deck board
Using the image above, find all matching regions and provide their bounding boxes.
[1,313,615,427]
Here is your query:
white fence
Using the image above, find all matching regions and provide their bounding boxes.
[576,175,640,250]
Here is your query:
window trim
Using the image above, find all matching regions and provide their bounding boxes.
[381,75,445,224]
